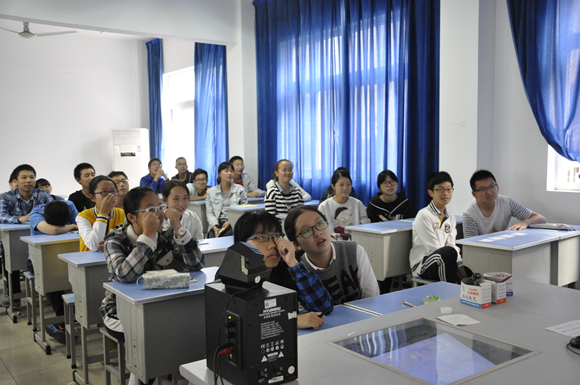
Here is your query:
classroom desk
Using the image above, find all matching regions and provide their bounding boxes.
[457,231,556,284]
[188,197,264,235]
[20,233,80,354]
[345,220,414,281]
[296,304,377,337]
[181,280,580,385]
[519,226,580,286]
[198,236,234,267]
[103,266,218,384]
[228,200,319,231]
[0,223,30,322]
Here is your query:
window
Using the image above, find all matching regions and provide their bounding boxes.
[163,67,195,170]
[547,146,580,192]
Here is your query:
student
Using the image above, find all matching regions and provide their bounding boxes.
[99,186,204,344]
[264,160,305,217]
[367,170,416,222]
[29,200,78,343]
[186,168,210,201]
[410,171,468,283]
[0,164,53,308]
[36,178,64,201]
[108,171,130,210]
[8,172,17,191]
[463,170,547,238]
[265,161,312,202]
[162,180,204,240]
[68,162,96,212]
[206,162,248,238]
[171,157,194,184]
[140,158,167,193]
[284,206,379,304]
[319,167,358,203]
[77,176,126,252]
[234,211,331,329]
[229,155,265,197]
[317,169,370,239]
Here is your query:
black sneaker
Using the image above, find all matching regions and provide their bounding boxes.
[46,324,66,344]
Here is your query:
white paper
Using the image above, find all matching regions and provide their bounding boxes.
[546,319,580,337]
[479,239,495,243]
[437,314,481,326]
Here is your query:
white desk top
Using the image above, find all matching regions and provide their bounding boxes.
[58,251,106,268]
[345,220,413,234]
[522,226,580,240]
[103,266,218,305]
[198,236,234,254]
[0,223,30,231]
[456,230,557,251]
[20,232,80,246]
[228,203,266,212]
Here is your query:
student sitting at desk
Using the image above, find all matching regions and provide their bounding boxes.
[319,167,358,203]
[463,169,547,238]
[109,171,130,210]
[266,160,312,202]
[318,169,370,240]
[171,157,195,184]
[35,178,64,201]
[162,180,204,240]
[77,176,126,252]
[29,200,79,344]
[265,160,305,217]
[99,186,204,346]
[284,206,379,304]
[140,158,168,193]
[235,211,330,329]
[229,155,265,197]
[206,162,248,238]
[410,171,468,283]
[367,170,415,222]
[0,164,53,308]
[186,168,210,201]
[68,163,96,213]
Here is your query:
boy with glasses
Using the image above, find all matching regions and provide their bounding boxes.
[463,170,546,238]
[108,171,130,210]
[410,171,468,283]
[186,168,210,201]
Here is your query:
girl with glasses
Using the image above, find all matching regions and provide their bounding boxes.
[100,186,204,348]
[284,206,379,305]
[162,180,204,240]
[77,175,126,252]
[367,170,416,222]
[234,210,331,329]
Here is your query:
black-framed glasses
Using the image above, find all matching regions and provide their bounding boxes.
[134,204,167,214]
[381,180,398,186]
[194,179,208,183]
[473,183,498,193]
[113,179,129,186]
[297,221,328,239]
[433,188,454,194]
[247,233,284,242]
[93,190,118,197]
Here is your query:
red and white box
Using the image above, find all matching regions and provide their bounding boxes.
[460,281,492,309]
[484,272,513,296]
[483,279,507,304]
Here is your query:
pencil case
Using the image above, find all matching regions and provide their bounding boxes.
[137,269,192,289]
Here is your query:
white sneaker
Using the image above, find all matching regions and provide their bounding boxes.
[0,295,9,307]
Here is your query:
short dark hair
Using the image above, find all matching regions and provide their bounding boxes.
[376,170,398,190]
[12,164,36,179]
[234,211,282,243]
[89,175,117,196]
[108,171,128,180]
[35,178,50,189]
[162,180,189,198]
[216,162,233,184]
[272,159,292,181]
[175,157,186,163]
[284,206,328,243]
[229,156,243,164]
[427,171,453,191]
[44,201,71,227]
[8,170,17,183]
[74,163,94,180]
[331,169,352,186]
[148,158,162,167]
[192,168,208,181]
[469,170,496,191]
[124,186,158,221]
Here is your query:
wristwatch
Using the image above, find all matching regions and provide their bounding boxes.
[177,227,187,237]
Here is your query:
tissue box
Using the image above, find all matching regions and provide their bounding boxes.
[483,280,506,304]
[460,281,492,309]
[141,269,191,289]
[483,272,513,296]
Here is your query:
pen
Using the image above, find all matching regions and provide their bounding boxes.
[402,299,416,308]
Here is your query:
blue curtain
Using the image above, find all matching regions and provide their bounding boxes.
[194,43,230,186]
[507,0,580,162]
[146,38,164,160]
[254,0,439,208]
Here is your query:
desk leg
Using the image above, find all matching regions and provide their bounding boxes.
[33,291,51,355]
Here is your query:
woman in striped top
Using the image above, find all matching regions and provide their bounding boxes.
[265,159,304,217]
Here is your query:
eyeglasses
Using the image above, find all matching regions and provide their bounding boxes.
[474,183,497,193]
[194,179,208,183]
[247,233,284,242]
[93,190,118,196]
[297,221,328,239]
[113,179,129,186]
[432,188,454,194]
[150,162,162,167]
[134,204,167,214]
[176,163,187,167]
[381,180,398,186]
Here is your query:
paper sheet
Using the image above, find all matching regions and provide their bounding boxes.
[546,319,580,337]
[437,314,481,326]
